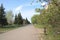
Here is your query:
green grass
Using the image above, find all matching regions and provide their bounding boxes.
[45,26,54,40]
[0,24,22,34]
[34,24,60,40]
[0,27,15,32]
[45,26,60,40]
[34,24,45,28]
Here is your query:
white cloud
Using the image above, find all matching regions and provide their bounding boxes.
[14,5,23,13]
[41,2,46,6]
[13,3,40,15]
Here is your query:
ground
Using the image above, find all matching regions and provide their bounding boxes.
[0,24,44,40]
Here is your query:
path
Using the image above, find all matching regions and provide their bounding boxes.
[0,24,44,40]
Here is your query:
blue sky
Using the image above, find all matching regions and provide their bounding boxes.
[0,0,47,22]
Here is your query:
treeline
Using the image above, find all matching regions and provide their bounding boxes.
[0,4,30,28]
[14,13,30,25]
[31,0,60,40]
[31,0,60,30]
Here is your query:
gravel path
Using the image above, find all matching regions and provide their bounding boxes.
[0,24,44,40]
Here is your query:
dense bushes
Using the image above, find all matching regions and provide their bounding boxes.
[31,15,40,24]
[31,0,60,27]
[31,0,60,40]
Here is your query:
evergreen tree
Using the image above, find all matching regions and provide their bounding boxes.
[14,15,18,24]
[0,4,8,27]
[26,18,30,24]
[17,13,23,25]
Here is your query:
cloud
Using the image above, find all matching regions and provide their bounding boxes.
[13,3,40,15]
[41,2,46,6]
[14,5,23,13]
[13,3,40,22]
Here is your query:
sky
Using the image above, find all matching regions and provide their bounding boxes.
[0,0,47,22]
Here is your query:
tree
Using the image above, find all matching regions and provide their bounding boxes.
[35,8,41,13]
[25,18,30,24]
[31,15,40,24]
[31,0,60,40]
[17,12,23,25]
[6,10,14,24]
[14,15,18,24]
[31,15,37,24]
[33,0,60,27]
[0,4,8,27]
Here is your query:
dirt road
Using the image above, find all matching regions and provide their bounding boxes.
[0,24,44,40]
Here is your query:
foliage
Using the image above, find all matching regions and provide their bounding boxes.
[14,12,23,25]
[34,24,45,28]
[0,24,21,34]
[0,4,8,27]
[0,4,30,28]
[14,13,30,25]
[31,14,40,24]
[6,10,14,24]
[35,8,40,12]
[32,0,60,27]
[17,13,23,24]
[25,18,30,24]
[31,0,60,40]
[14,15,18,24]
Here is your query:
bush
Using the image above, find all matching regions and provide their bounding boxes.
[31,14,40,24]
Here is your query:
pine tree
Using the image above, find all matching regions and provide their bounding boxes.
[26,18,30,24]
[17,13,23,25]
[0,4,8,27]
[14,15,18,24]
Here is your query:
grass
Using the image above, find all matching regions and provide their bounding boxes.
[45,26,54,40]
[34,24,60,40]
[0,27,15,32]
[34,24,45,28]
[44,25,60,40]
[0,24,22,34]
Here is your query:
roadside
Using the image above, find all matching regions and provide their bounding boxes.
[0,24,44,40]
[0,24,25,34]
